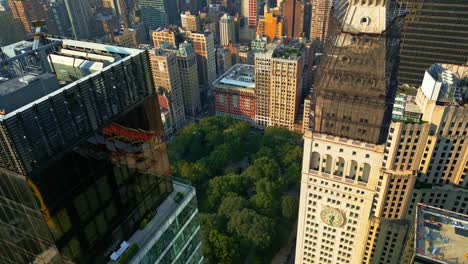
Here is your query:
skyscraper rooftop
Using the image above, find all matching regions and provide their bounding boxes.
[0,37,140,118]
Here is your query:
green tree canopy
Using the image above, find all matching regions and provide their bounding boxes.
[207,173,250,208]
[243,157,279,180]
[218,194,249,218]
[227,208,275,250]
[176,160,212,184]
[208,230,240,264]
[281,195,299,221]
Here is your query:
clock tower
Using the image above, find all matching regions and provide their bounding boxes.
[295,0,403,264]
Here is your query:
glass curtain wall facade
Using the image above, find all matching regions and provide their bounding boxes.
[398,0,468,87]
[0,39,183,263]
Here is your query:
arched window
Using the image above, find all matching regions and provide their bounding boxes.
[360,163,371,183]
[334,157,345,176]
[322,154,332,174]
[311,152,320,171]
[346,160,358,179]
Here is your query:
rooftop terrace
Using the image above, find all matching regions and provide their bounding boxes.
[415,203,468,264]
[213,64,255,89]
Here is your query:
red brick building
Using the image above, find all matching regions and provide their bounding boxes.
[213,64,256,125]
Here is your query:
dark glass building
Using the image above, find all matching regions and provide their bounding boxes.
[398,0,468,87]
[0,37,202,264]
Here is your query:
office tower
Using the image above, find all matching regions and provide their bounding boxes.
[8,0,47,33]
[0,37,203,263]
[113,25,146,48]
[242,0,260,28]
[251,35,267,52]
[220,13,235,46]
[302,1,311,38]
[64,0,95,39]
[295,1,401,263]
[47,0,72,37]
[237,45,252,64]
[256,4,283,41]
[310,0,332,48]
[283,0,312,38]
[215,47,232,75]
[303,95,311,131]
[398,0,468,87]
[213,64,257,125]
[204,4,223,44]
[181,11,201,32]
[363,63,468,264]
[176,42,202,116]
[182,30,217,91]
[254,45,274,128]
[283,0,304,38]
[96,13,119,42]
[150,48,187,136]
[102,0,124,18]
[139,0,169,31]
[178,0,199,14]
[152,27,178,47]
[268,45,304,131]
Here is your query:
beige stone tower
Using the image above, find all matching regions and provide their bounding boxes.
[181,11,201,32]
[295,0,404,263]
[149,49,187,134]
[176,42,202,116]
[268,50,304,131]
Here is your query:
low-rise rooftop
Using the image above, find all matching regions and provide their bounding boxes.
[415,203,468,264]
[392,93,423,123]
[213,64,255,90]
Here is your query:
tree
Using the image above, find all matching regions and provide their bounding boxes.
[281,145,303,167]
[170,124,206,160]
[253,146,275,161]
[250,192,279,217]
[227,208,275,250]
[281,195,299,221]
[243,157,279,180]
[177,161,212,184]
[284,163,301,187]
[208,230,240,264]
[204,130,224,149]
[198,213,221,261]
[207,174,250,208]
[218,194,248,218]
[205,144,231,173]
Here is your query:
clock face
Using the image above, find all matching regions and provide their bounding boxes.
[320,207,346,227]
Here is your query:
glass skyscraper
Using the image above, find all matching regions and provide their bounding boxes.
[0,37,202,264]
[138,0,169,31]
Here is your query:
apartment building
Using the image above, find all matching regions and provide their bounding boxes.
[310,0,333,49]
[213,64,256,125]
[8,0,47,33]
[181,11,201,32]
[181,30,217,92]
[149,48,187,136]
[176,42,202,116]
[268,46,304,131]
